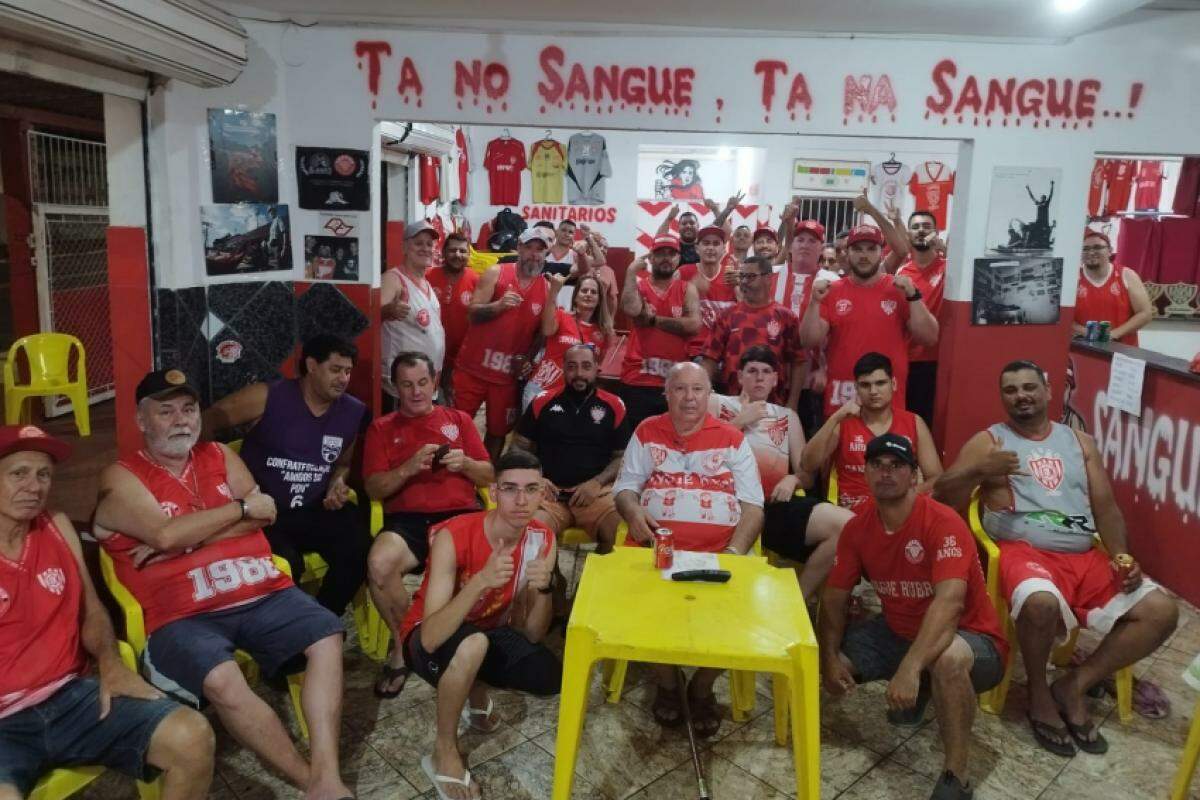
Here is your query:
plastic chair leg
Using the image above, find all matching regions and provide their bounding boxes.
[1170,696,1200,800]
[730,670,758,721]
[3,392,20,426]
[29,766,104,800]
[1050,627,1080,668]
[980,618,1017,715]
[135,778,163,800]
[772,672,790,746]
[602,659,628,704]
[1115,665,1134,724]
[364,596,392,663]
[287,673,309,741]
[68,386,90,437]
[552,627,597,800]
[789,649,822,800]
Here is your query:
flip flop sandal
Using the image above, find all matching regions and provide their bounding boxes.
[1028,715,1077,757]
[421,754,480,800]
[1132,678,1171,719]
[373,664,410,699]
[1063,718,1108,755]
[687,689,722,739]
[460,697,502,733]
[652,683,685,728]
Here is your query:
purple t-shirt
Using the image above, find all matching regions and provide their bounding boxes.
[239,379,367,510]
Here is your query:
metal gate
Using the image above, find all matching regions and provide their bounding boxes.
[27,131,113,416]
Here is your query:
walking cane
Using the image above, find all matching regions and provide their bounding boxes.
[677,667,713,800]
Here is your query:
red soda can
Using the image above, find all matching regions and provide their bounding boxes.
[653,527,674,570]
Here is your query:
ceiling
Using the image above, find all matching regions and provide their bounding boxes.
[217,0,1194,41]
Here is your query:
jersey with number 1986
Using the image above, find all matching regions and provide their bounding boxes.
[99,443,292,635]
[456,262,549,385]
[620,276,690,388]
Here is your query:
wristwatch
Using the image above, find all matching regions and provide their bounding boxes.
[905,289,923,301]
[537,573,555,595]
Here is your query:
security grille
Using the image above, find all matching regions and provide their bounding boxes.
[795,197,859,243]
[28,131,108,207]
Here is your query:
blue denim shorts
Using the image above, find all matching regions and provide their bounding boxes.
[842,614,1005,692]
[0,676,180,794]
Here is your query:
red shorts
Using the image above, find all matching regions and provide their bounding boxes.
[997,539,1158,637]
[452,370,518,438]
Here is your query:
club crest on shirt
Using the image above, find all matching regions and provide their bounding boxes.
[649,444,669,468]
[216,482,233,499]
[671,305,683,317]
[417,309,432,328]
[766,417,788,447]
[460,290,473,306]
[766,319,782,340]
[1110,282,1122,296]
[1028,449,1065,493]
[836,298,853,316]
[930,273,943,288]
[37,567,66,596]
[701,451,725,475]
[321,435,344,463]
[440,423,460,441]
[160,501,181,518]
[718,404,737,422]
[590,405,606,424]
[904,539,925,564]
[880,300,897,316]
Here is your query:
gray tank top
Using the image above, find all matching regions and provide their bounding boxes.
[981,422,1097,553]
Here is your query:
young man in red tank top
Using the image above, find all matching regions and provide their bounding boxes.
[0,425,213,799]
[399,450,559,800]
[1073,229,1154,346]
[93,370,352,800]
[802,352,941,511]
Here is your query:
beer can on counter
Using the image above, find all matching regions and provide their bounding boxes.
[1099,321,1112,342]
[653,527,674,570]
[1085,321,1100,341]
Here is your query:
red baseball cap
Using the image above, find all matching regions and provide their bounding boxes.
[846,225,885,247]
[0,425,71,463]
[793,219,826,242]
[752,226,778,242]
[696,225,727,243]
[1083,228,1111,248]
[651,234,681,253]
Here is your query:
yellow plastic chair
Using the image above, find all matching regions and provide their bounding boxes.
[98,549,312,740]
[967,493,1133,723]
[28,641,161,800]
[1170,695,1200,799]
[3,333,90,435]
[826,466,839,504]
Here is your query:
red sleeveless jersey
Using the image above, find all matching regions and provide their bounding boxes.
[101,443,292,635]
[398,511,553,642]
[835,410,919,511]
[0,513,87,718]
[529,310,607,396]
[620,276,691,387]
[456,262,549,385]
[1074,266,1139,346]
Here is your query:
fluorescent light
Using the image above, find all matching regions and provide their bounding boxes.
[716,146,732,160]
[1054,0,1087,12]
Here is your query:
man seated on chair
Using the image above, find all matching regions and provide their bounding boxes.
[820,434,1007,800]
[708,345,853,603]
[510,343,631,554]
[93,369,352,799]
[0,425,213,800]
[934,360,1178,758]
[203,333,371,617]
[614,361,764,739]
[398,449,559,800]
[802,352,941,511]
[363,351,494,700]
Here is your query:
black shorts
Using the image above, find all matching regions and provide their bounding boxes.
[382,509,477,573]
[762,494,828,563]
[0,677,180,794]
[619,384,668,432]
[144,587,343,707]
[403,623,561,697]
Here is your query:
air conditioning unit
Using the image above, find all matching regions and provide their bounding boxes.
[0,0,247,87]
[381,122,456,157]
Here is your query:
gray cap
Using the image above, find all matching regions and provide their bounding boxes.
[518,227,554,247]
[404,220,440,240]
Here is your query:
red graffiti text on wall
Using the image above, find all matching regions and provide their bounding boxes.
[844,74,898,124]
[752,61,812,124]
[455,60,510,113]
[922,58,1137,129]
[355,40,424,110]
[536,46,694,117]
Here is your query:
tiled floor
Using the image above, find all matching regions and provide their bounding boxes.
[75,549,1200,800]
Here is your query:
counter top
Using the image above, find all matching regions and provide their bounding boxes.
[1071,338,1200,383]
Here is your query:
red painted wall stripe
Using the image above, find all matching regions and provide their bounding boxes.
[106,226,153,457]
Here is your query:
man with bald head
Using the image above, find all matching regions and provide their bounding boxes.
[614,362,764,739]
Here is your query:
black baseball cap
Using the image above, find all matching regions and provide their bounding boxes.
[864,433,917,468]
[136,369,200,403]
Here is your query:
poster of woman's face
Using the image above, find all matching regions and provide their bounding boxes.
[637,145,766,203]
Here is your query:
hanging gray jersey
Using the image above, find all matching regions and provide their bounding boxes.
[981,422,1097,553]
[566,133,612,205]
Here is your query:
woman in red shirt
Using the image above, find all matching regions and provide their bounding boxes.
[524,274,614,408]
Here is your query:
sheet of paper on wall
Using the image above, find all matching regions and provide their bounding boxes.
[1106,352,1147,417]
[661,550,719,580]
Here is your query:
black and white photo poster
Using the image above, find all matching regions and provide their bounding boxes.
[296,147,370,210]
[984,166,1061,255]
[208,109,278,204]
[971,255,1063,326]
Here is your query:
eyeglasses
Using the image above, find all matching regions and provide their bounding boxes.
[739,271,770,282]
[1081,246,1109,253]
[496,483,544,498]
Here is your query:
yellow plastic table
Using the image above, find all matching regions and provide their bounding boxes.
[551,547,820,799]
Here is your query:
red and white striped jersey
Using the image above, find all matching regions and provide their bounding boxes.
[613,413,763,552]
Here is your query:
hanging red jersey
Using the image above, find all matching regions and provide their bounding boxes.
[398,512,553,642]
[1087,160,1106,218]
[455,127,470,204]
[620,277,690,388]
[484,137,526,206]
[1134,160,1165,211]
[455,263,548,385]
[1074,266,1140,347]
[1104,159,1137,215]
[834,411,920,511]
[0,513,87,719]
[907,162,955,229]
[100,444,292,635]
[418,155,441,205]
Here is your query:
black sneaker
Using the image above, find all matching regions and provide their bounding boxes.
[929,770,974,800]
[886,680,932,729]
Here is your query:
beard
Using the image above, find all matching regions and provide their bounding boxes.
[151,429,199,459]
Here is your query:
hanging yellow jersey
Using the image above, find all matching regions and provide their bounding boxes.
[528,139,567,204]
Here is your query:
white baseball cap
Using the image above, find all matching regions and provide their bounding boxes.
[518,227,554,247]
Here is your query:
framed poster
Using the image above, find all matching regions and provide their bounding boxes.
[985,166,1061,255]
[636,145,767,203]
[791,159,870,193]
[971,255,1063,326]
[208,109,278,204]
[296,147,370,211]
[201,204,291,276]
[304,235,359,280]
